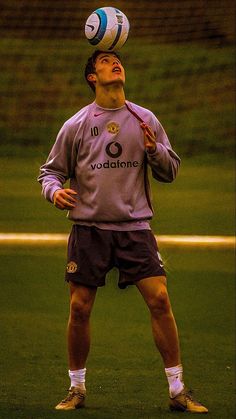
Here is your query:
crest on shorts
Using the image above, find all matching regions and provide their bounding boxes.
[107,121,120,134]
[66,261,78,273]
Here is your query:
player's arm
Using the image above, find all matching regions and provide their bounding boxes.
[141,119,181,183]
[38,122,78,205]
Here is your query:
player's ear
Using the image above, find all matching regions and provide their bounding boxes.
[87,74,96,83]
[87,73,96,90]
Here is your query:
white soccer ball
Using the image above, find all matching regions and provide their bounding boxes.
[85,7,130,51]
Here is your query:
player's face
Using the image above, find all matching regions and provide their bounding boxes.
[93,53,125,88]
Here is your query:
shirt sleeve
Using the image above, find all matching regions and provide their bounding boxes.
[146,116,181,183]
[37,121,77,203]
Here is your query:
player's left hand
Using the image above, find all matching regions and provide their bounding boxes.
[140,122,157,154]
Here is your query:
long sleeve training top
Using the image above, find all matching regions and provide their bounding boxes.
[38,100,180,230]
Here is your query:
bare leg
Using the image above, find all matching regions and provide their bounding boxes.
[67,282,97,370]
[136,276,181,368]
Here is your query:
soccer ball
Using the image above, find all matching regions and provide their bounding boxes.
[85,7,130,51]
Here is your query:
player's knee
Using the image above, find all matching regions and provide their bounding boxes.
[70,299,92,323]
[148,289,171,317]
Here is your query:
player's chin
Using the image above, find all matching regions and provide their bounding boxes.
[111,77,125,86]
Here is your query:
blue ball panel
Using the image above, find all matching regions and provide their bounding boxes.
[89,8,108,45]
[108,24,122,50]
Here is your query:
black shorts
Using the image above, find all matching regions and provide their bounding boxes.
[65,225,166,289]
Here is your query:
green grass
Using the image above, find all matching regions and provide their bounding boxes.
[0,157,234,236]
[0,245,234,418]
[0,39,235,157]
[0,157,235,417]
[150,158,235,235]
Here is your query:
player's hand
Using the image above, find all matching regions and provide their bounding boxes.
[140,122,157,154]
[53,189,78,210]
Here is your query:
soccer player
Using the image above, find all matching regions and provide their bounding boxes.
[38,50,208,413]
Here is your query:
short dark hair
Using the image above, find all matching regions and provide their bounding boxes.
[84,50,121,92]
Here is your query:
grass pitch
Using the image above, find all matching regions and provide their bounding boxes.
[0,157,235,417]
[0,245,235,418]
[0,40,234,158]
[0,157,235,236]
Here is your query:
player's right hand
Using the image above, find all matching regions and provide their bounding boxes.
[140,122,157,154]
[53,189,77,210]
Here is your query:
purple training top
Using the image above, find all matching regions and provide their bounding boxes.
[38,100,180,231]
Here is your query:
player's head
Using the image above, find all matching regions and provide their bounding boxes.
[85,50,124,92]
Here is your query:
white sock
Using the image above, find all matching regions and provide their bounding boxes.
[69,368,86,391]
[165,364,184,398]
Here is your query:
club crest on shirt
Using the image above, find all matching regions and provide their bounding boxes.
[106,121,120,134]
[66,261,78,273]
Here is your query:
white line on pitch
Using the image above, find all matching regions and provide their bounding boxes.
[0,233,235,248]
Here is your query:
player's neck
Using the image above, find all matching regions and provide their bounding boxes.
[95,86,125,109]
